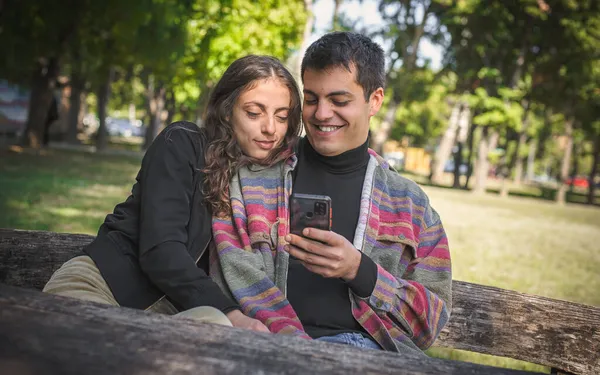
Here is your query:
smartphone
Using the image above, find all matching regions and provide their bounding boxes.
[289,193,332,236]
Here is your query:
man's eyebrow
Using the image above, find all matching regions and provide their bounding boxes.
[303,89,354,98]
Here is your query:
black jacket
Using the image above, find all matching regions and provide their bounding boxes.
[84,122,238,312]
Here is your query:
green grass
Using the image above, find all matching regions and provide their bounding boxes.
[0,148,141,234]
[2,148,599,373]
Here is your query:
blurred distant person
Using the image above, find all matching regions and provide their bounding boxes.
[42,94,59,147]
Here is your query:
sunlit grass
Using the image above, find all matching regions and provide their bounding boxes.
[0,148,141,234]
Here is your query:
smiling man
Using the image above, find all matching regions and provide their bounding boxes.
[285,32,453,353]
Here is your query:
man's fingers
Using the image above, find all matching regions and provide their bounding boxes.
[302,228,340,245]
[286,234,329,257]
[287,245,332,267]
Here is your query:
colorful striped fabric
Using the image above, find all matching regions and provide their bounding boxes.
[210,157,310,338]
[210,148,452,352]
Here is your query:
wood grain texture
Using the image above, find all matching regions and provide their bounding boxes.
[1,228,599,374]
[438,281,599,375]
[0,228,94,290]
[0,284,537,375]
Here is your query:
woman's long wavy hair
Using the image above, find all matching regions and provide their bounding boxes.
[203,55,302,216]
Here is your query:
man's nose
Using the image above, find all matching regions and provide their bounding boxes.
[314,102,333,121]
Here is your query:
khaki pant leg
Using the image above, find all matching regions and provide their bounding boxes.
[43,255,119,306]
[44,255,232,327]
[174,306,233,326]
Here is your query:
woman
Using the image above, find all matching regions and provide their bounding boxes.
[43,55,302,331]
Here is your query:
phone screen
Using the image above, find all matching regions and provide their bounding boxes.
[289,193,332,236]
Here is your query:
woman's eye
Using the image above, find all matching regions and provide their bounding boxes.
[304,99,317,105]
[246,112,260,118]
[276,116,288,123]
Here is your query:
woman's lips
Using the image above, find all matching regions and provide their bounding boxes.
[255,140,276,150]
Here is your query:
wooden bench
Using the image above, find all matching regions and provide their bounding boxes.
[1,228,599,375]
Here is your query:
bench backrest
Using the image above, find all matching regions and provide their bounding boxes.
[1,228,598,375]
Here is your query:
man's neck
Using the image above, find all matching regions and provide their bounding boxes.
[302,138,370,175]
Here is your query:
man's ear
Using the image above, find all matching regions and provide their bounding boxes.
[368,87,384,116]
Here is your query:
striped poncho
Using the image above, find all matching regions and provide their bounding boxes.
[210,149,452,352]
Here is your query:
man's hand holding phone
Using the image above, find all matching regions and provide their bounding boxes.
[285,228,362,281]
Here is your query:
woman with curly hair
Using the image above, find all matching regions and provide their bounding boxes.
[43,55,302,331]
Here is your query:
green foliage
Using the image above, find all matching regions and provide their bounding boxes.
[390,70,455,147]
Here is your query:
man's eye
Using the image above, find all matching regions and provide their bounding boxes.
[304,98,317,105]
[332,100,349,107]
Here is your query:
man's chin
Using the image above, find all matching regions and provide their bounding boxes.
[308,139,341,157]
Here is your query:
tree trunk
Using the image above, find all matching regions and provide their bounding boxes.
[452,138,464,189]
[144,75,166,150]
[432,102,462,185]
[525,138,537,183]
[568,143,579,193]
[371,99,399,157]
[128,103,136,125]
[513,137,526,185]
[556,119,574,205]
[165,88,176,126]
[473,128,499,194]
[95,67,113,152]
[588,135,599,205]
[332,0,343,31]
[67,72,85,144]
[501,104,531,196]
[195,81,214,126]
[498,148,511,198]
[294,0,315,80]
[464,123,478,189]
[22,58,60,148]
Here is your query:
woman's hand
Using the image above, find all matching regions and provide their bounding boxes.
[226,309,270,333]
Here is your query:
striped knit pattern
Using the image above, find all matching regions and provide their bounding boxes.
[349,150,452,352]
[210,149,452,351]
[211,157,310,338]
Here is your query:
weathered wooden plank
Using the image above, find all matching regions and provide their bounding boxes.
[438,282,599,375]
[0,228,94,290]
[0,284,536,375]
[1,228,599,375]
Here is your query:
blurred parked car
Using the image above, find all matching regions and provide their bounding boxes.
[565,176,590,188]
[444,160,468,175]
[106,117,145,138]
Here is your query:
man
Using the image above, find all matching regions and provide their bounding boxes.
[285,31,452,353]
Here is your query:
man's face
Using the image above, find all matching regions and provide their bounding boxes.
[302,65,383,157]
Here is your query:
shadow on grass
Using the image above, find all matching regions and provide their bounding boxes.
[0,148,142,233]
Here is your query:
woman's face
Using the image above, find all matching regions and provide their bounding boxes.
[231,78,292,160]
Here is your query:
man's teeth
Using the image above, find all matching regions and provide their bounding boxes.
[317,125,338,132]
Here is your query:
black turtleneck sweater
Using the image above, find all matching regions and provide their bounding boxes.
[289,137,378,339]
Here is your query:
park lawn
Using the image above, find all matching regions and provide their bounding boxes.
[0,148,141,234]
[2,148,599,373]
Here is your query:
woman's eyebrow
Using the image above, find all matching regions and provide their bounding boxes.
[242,101,266,110]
